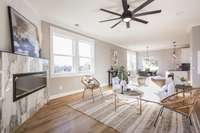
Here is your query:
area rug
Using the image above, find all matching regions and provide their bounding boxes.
[68,91,200,133]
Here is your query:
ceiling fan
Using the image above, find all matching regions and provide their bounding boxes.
[99,0,161,29]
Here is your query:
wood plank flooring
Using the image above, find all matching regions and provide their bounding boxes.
[15,88,200,133]
[15,88,118,133]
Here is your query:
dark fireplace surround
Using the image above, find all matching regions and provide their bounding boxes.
[13,71,47,102]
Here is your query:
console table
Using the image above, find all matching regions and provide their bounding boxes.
[108,70,117,86]
[175,84,192,93]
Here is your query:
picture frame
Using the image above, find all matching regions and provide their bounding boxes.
[8,6,40,58]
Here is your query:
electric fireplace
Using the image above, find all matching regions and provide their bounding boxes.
[13,71,47,101]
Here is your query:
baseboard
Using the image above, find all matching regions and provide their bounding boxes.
[49,89,83,100]
[101,83,109,87]
[49,83,109,100]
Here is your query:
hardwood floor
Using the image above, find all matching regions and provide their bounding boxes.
[15,87,200,133]
[15,89,118,133]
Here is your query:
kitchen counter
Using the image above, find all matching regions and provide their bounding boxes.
[166,71,190,85]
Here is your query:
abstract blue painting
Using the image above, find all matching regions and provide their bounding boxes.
[8,7,40,58]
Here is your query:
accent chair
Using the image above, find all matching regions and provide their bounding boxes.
[81,75,103,102]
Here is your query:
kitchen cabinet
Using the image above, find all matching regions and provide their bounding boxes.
[181,48,191,63]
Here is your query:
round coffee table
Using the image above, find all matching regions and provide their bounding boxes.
[114,89,144,114]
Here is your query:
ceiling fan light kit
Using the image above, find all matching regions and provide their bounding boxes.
[99,0,161,29]
[123,17,131,22]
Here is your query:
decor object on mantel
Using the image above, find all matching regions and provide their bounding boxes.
[99,0,161,29]
[8,6,40,58]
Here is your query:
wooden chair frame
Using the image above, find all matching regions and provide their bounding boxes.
[154,89,200,127]
[81,75,103,102]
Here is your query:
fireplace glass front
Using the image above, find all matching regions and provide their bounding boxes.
[13,71,47,101]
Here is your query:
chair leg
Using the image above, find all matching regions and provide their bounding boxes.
[91,89,94,102]
[188,116,193,126]
[114,93,117,112]
[154,106,164,127]
[99,87,103,97]
[139,96,142,115]
[160,107,164,116]
[82,88,86,99]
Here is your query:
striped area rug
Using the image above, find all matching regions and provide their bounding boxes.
[68,91,200,133]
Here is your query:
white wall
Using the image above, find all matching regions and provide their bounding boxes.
[191,25,200,88]
[41,22,127,99]
[137,49,181,76]
[0,0,9,51]
[181,48,191,63]
[0,0,41,51]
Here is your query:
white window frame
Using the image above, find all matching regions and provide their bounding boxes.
[50,27,95,78]
[78,40,95,74]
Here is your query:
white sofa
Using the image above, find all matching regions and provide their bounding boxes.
[112,76,175,103]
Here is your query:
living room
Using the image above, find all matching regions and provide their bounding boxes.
[0,0,200,133]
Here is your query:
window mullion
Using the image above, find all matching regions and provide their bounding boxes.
[74,39,79,73]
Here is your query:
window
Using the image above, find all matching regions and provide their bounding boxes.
[53,33,74,74]
[143,58,158,72]
[78,41,94,72]
[51,27,95,77]
[127,51,136,72]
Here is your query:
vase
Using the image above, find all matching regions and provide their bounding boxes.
[120,80,127,94]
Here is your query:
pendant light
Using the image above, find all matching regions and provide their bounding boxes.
[172,41,177,59]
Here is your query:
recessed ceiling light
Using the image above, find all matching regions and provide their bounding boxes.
[176,11,184,16]
[74,24,79,27]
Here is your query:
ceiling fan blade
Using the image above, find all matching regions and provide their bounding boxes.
[99,17,121,23]
[132,17,148,24]
[100,8,121,16]
[132,0,154,14]
[111,20,122,29]
[122,0,128,12]
[134,10,161,17]
[126,22,130,28]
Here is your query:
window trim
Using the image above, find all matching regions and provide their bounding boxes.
[50,26,95,78]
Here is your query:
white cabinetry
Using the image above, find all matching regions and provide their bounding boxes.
[166,71,189,85]
[181,48,191,63]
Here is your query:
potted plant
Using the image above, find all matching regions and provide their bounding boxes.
[117,66,128,94]
[180,77,187,85]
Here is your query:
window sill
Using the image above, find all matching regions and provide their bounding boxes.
[51,72,94,78]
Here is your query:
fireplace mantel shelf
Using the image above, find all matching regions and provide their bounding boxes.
[0,50,48,60]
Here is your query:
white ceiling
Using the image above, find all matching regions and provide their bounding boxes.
[27,0,200,51]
